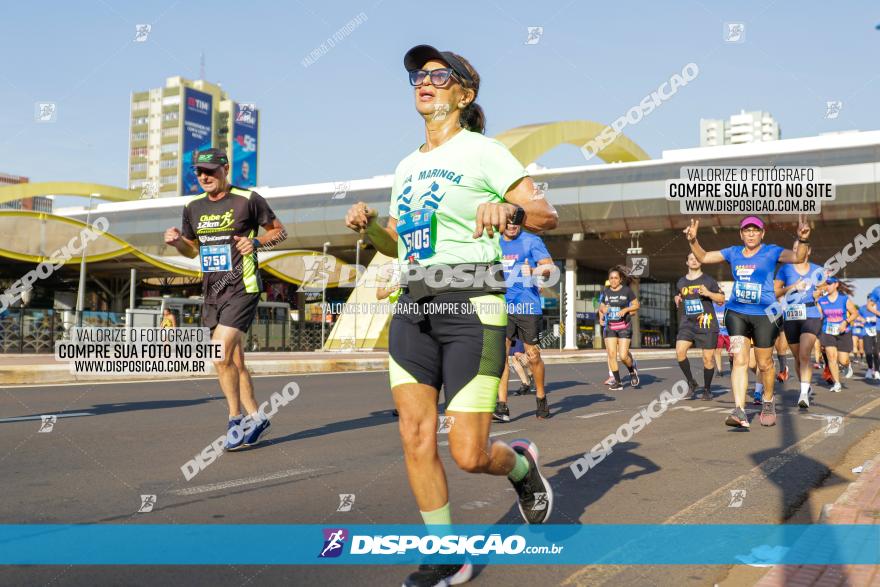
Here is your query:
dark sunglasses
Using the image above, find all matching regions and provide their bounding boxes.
[193,166,221,177]
[408,68,460,87]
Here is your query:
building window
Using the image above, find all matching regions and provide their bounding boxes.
[161,127,179,138]
[131,132,148,141]
[162,112,179,122]
[130,163,147,172]
[160,143,178,154]
[160,175,177,185]
[132,116,148,125]
[160,159,177,169]
[131,147,147,158]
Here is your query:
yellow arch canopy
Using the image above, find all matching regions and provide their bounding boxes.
[0,182,141,205]
[494,120,650,166]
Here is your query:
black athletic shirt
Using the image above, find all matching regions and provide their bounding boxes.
[181,186,276,302]
[676,273,721,329]
[601,286,636,326]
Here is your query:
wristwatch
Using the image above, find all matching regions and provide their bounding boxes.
[510,205,526,226]
[252,238,261,251]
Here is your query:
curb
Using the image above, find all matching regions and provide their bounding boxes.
[0,348,691,385]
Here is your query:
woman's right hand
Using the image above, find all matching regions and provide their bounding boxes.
[345,202,377,232]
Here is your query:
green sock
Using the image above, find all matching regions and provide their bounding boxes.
[420,502,452,526]
[508,453,530,483]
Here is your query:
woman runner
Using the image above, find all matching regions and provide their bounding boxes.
[598,265,641,391]
[684,215,811,428]
[774,245,826,408]
[344,44,558,587]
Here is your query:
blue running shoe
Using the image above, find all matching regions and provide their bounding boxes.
[224,417,246,451]
[243,417,271,447]
[752,389,762,405]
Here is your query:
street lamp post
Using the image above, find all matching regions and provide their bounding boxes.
[74,193,97,328]
[320,241,330,351]
[354,238,363,352]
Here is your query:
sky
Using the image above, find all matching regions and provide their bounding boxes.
[1,0,879,297]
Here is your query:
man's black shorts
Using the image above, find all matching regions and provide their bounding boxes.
[724,309,781,349]
[677,322,718,349]
[782,318,823,345]
[506,313,541,345]
[820,332,854,353]
[203,293,260,333]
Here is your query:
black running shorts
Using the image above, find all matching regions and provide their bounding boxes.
[677,322,719,349]
[782,318,823,345]
[202,293,260,333]
[724,309,781,349]
[389,291,506,413]
[820,332,854,353]
[506,314,541,345]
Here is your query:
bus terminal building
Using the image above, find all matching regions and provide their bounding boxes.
[1,124,878,353]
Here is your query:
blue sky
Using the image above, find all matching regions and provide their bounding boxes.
[2,0,879,298]
[2,0,878,187]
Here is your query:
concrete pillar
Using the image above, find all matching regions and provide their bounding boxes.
[631,279,641,348]
[564,259,577,350]
[129,268,137,310]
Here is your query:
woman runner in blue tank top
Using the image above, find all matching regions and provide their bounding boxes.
[774,246,826,409]
[684,215,811,429]
[817,277,859,392]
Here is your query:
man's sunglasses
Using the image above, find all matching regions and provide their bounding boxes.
[408,68,460,87]
[193,166,221,177]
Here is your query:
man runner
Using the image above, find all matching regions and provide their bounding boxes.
[673,252,725,400]
[164,148,286,451]
[494,224,554,421]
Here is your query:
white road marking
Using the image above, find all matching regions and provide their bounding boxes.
[635,367,673,371]
[576,410,624,419]
[0,412,94,423]
[562,393,880,586]
[170,467,322,496]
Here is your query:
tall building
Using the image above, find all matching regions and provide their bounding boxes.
[0,173,52,212]
[128,77,259,198]
[700,110,780,147]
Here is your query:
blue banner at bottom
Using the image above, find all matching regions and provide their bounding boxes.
[1,525,878,565]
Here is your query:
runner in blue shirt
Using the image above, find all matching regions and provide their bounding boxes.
[685,215,811,429]
[817,277,859,392]
[494,224,554,421]
[867,286,880,382]
[713,301,732,376]
[774,248,825,409]
[857,303,879,380]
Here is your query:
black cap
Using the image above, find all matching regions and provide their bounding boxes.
[193,148,229,170]
[403,44,475,87]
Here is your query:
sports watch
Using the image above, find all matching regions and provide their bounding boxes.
[510,205,526,226]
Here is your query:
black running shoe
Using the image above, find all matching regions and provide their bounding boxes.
[402,562,473,587]
[630,367,640,388]
[509,439,553,524]
[687,380,700,400]
[535,396,550,419]
[492,401,510,423]
[725,407,750,429]
[701,387,713,401]
[513,383,531,396]
[608,381,624,391]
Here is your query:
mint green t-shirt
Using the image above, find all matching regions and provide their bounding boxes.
[388,129,528,267]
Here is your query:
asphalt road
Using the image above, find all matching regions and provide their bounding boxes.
[2,358,879,587]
